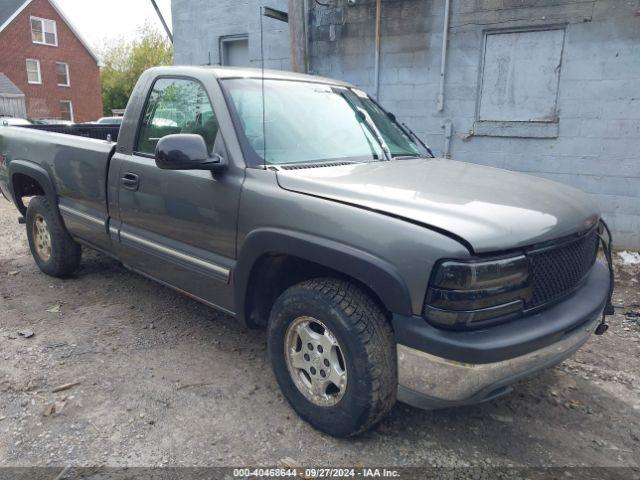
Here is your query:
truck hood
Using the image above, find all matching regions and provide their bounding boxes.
[276,158,599,253]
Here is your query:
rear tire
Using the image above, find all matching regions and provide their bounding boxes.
[268,278,397,437]
[26,196,81,277]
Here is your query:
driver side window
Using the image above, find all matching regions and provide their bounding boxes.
[136,78,219,155]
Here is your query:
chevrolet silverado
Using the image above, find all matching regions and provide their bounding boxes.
[0,66,614,437]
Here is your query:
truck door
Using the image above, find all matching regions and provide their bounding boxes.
[114,77,242,313]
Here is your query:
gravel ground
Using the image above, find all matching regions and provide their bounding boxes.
[0,198,639,468]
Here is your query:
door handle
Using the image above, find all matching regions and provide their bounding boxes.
[121,172,139,191]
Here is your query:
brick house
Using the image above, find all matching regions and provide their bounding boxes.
[0,0,102,123]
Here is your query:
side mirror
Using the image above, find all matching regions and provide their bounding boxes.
[155,134,227,172]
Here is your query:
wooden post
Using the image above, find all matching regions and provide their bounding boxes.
[288,0,307,73]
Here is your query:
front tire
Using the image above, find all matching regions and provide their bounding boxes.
[268,278,397,437]
[26,196,81,277]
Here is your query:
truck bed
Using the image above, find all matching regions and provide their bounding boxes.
[22,123,120,142]
[0,125,116,239]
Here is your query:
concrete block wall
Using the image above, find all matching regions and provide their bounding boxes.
[172,0,290,69]
[171,0,640,248]
[308,0,640,248]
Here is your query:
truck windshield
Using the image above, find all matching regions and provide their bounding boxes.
[223,78,429,165]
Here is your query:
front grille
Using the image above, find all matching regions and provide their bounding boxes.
[526,227,599,309]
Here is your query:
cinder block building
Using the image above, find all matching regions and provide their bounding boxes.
[171,0,640,248]
[0,0,102,123]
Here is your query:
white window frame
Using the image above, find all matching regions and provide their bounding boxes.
[56,62,70,87]
[60,100,74,122]
[30,16,58,46]
[26,59,42,85]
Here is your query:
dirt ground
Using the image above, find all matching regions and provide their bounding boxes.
[0,198,639,469]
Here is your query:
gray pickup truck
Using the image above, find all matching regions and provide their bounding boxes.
[0,66,614,437]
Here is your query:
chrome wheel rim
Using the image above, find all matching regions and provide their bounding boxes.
[284,316,348,407]
[33,214,52,261]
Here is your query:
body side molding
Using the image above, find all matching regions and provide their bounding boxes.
[120,230,231,281]
[58,204,106,228]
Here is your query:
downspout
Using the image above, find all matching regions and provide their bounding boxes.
[436,0,450,111]
[374,0,382,100]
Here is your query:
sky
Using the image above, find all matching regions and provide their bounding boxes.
[54,0,172,52]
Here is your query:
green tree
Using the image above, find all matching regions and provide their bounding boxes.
[100,23,173,116]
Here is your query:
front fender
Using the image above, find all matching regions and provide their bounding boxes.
[234,228,413,323]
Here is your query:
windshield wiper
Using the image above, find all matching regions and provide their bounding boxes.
[401,121,434,158]
[339,92,392,162]
[355,107,392,161]
[386,112,434,158]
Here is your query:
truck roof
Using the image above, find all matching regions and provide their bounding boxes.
[146,65,354,88]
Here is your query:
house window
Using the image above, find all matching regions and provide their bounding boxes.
[31,17,58,46]
[26,59,41,84]
[60,101,74,122]
[56,62,70,86]
[474,27,566,138]
[220,35,250,67]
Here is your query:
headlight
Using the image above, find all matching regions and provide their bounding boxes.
[424,255,532,329]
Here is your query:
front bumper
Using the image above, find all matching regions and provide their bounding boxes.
[394,261,610,409]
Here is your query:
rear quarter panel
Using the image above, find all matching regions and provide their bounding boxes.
[0,125,114,248]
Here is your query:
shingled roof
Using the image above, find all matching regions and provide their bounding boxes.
[0,73,24,96]
[0,0,29,31]
[0,0,99,64]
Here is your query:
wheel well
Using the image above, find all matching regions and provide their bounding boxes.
[243,254,391,329]
[12,173,46,215]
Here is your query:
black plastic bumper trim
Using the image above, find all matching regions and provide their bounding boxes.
[393,261,610,364]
